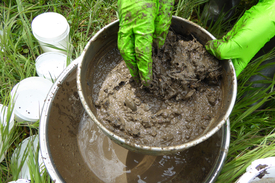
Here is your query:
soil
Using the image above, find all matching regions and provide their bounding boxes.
[95,31,223,147]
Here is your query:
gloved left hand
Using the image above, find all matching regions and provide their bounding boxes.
[205,0,275,77]
[117,0,174,86]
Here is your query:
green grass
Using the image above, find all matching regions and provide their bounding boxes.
[216,50,275,182]
[1,0,275,182]
[0,0,117,182]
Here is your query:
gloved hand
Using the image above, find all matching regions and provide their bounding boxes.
[117,0,174,86]
[205,0,275,77]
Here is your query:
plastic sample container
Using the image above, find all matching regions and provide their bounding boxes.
[8,179,30,183]
[11,135,44,180]
[36,52,67,81]
[0,104,15,128]
[31,12,70,54]
[10,77,53,123]
[236,157,275,183]
[8,180,30,183]
[0,104,15,162]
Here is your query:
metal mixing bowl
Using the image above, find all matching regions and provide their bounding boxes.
[39,60,230,183]
[76,16,237,155]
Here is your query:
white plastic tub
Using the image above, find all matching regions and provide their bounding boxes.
[10,77,53,123]
[31,12,70,54]
[8,179,30,183]
[0,104,15,162]
[236,157,275,183]
[35,52,67,81]
[11,135,44,180]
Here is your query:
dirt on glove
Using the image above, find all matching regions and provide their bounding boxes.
[95,31,223,147]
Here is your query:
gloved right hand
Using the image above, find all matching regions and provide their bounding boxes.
[205,0,275,77]
[117,0,174,86]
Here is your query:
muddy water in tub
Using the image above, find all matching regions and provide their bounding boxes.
[77,112,222,183]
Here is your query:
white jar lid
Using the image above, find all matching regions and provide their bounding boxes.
[11,77,53,122]
[0,104,14,128]
[11,135,44,180]
[0,104,15,162]
[236,157,275,183]
[8,179,30,183]
[36,52,67,81]
[31,12,69,43]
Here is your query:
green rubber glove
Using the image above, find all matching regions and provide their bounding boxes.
[205,0,275,77]
[117,0,174,86]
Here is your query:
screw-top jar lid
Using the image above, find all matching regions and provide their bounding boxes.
[36,52,67,81]
[31,12,69,43]
[11,77,53,122]
[0,104,15,162]
[11,135,44,180]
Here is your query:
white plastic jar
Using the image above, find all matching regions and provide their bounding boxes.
[11,135,44,180]
[10,77,53,123]
[36,52,67,81]
[236,157,275,183]
[31,12,70,54]
[0,104,15,162]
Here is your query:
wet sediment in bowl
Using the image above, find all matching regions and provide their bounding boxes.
[77,17,236,155]
[40,62,229,183]
[95,30,223,147]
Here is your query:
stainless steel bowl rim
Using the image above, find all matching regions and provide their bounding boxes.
[76,16,237,153]
[39,59,81,183]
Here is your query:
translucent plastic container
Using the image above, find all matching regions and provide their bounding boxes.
[31,12,70,54]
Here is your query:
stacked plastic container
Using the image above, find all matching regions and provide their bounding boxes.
[11,77,53,123]
[32,12,70,83]
[35,52,68,81]
[10,12,71,124]
[31,12,70,54]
